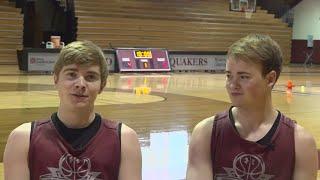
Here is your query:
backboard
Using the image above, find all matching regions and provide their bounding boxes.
[230,0,256,12]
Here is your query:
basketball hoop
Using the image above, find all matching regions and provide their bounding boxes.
[245,9,253,19]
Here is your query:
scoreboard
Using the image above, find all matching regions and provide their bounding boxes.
[116,48,171,72]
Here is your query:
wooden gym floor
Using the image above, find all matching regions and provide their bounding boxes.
[0,64,320,179]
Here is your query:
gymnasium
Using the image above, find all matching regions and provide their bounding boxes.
[0,0,319,179]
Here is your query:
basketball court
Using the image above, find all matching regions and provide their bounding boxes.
[0,64,320,179]
[0,0,320,180]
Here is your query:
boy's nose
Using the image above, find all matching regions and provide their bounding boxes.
[75,76,86,89]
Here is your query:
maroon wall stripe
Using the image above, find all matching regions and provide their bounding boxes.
[291,40,320,64]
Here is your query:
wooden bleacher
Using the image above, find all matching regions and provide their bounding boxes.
[0,1,23,65]
[75,0,292,64]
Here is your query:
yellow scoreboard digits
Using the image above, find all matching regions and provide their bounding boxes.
[134,50,153,58]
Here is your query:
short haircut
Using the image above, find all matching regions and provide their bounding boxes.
[227,34,283,81]
[54,40,108,89]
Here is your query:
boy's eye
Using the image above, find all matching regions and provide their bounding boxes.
[86,75,99,82]
[67,72,77,78]
[240,75,249,79]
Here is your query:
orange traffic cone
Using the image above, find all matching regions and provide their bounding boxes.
[286,80,294,90]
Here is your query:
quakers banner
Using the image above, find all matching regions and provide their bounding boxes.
[169,54,226,71]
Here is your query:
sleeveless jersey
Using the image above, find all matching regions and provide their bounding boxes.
[211,110,295,180]
[28,118,121,180]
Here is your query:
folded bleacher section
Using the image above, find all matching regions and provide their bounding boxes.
[75,0,292,64]
[0,0,23,65]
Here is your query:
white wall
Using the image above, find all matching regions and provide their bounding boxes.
[293,0,320,40]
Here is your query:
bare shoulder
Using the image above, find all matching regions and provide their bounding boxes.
[192,116,215,137]
[4,123,32,166]
[293,124,318,179]
[5,122,31,153]
[189,115,216,152]
[294,124,316,146]
[121,123,138,138]
[118,123,142,180]
[7,122,31,143]
[187,116,216,175]
[120,123,140,150]
[294,123,317,165]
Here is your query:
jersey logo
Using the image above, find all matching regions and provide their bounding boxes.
[215,153,274,180]
[40,153,102,180]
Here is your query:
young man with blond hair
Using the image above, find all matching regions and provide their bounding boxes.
[187,34,318,180]
[4,41,142,180]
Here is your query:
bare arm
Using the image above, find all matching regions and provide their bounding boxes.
[293,124,318,180]
[186,117,214,180]
[118,124,142,180]
[4,123,31,180]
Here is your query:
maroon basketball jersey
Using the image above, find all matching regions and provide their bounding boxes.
[28,118,121,180]
[211,110,295,180]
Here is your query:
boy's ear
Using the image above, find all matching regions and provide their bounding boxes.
[54,74,58,86]
[266,70,277,87]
